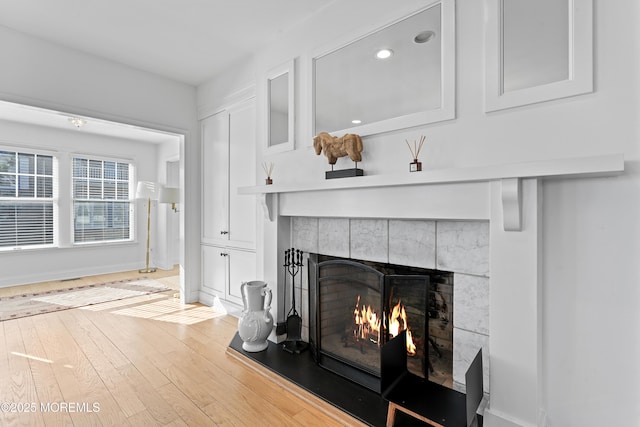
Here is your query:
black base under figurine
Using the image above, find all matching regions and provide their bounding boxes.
[282,340,309,354]
[325,168,364,179]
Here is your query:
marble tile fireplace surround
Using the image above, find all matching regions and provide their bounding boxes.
[292,216,489,395]
[240,155,623,427]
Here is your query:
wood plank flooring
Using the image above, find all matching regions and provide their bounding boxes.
[0,267,181,298]
[0,270,366,426]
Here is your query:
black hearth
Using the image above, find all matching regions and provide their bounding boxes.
[308,254,453,393]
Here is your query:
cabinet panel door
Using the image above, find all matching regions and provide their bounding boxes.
[228,100,257,248]
[201,111,230,242]
[227,249,257,306]
[201,245,227,296]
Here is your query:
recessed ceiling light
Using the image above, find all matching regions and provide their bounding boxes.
[375,49,393,60]
[352,119,362,124]
[414,30,436,44]
[68,117,87,128]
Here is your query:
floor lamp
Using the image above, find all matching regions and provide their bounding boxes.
[136,181,159,273]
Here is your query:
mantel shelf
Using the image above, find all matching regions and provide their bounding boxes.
[238,154,624,196]
[240,154,624,231]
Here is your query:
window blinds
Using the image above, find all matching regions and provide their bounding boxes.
[0,151,55,248]
[72,157,133,243]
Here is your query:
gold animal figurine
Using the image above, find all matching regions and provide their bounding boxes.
[313,132,363,165]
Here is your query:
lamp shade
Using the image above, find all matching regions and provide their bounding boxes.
[136,181,159,200]
[158,186,180,204]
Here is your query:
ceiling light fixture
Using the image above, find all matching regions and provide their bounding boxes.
[68,117,87,128]
[375,49,393,60]
[414,30,436,44]
[351,119,362,124]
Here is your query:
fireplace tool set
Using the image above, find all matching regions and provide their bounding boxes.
[282,248,308,354]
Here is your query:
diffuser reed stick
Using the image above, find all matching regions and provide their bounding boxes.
[262,162,274,184]
[405,135,425,161]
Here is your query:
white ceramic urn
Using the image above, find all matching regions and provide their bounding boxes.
[237,280,273,352]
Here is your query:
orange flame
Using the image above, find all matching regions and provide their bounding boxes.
[388,300,416,356]
[352,296,417,356]
[353,295,381,343]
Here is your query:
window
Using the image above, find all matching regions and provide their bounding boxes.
[0,150,55,249]
[72,157,133,243]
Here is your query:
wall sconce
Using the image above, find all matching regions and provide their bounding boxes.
[159,186,180,213]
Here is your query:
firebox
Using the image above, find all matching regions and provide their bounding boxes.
[308,254,453,393]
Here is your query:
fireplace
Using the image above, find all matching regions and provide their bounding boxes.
[236,156,623,425]
[308,253,454,393]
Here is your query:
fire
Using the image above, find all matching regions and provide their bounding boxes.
[353,295,382,344]
[388,300,417,356]
[352,296,416,356]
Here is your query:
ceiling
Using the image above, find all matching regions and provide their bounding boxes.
[0,1,331,142]
[0,0,330,86]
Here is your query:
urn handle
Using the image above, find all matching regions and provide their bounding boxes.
[262,286,272,322]
[240,282,248,313]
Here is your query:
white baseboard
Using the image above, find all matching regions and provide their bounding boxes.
[483,408,537,427]
[0,262,143,288]
[198,290,216,306]
[198,290,243,315]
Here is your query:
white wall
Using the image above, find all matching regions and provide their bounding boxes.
[199,0,640,425]
[155,145,181,271]
[197,57,256,118]
[0,25,201,302]
[542,170,640,426]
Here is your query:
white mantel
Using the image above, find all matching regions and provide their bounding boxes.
[241,153,624,427]
[241,154,624,230]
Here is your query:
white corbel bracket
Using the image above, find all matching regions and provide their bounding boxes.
[259,193,274,222]
[501,178,522,231]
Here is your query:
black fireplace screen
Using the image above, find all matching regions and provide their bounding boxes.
[317,260,384,378]
[385,274,429,378]
[308,254,446,393]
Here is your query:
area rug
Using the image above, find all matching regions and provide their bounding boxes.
[0,277,173,321]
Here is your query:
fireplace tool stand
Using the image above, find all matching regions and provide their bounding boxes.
[282,248,308,354]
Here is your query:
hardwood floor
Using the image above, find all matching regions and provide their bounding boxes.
[0,269,365,426]
[0,267,181,299]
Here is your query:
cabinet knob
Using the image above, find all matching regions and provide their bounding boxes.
[220,231,229,235]
[220,252,229,257]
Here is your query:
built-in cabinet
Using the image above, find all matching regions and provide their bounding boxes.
[201,97,257,307]
[201,245,256,306]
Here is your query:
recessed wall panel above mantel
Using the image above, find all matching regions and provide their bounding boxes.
[484,0,593,111]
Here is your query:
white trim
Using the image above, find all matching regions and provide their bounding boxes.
[484,0,593,112]
[305,0,456,141]
[0,143,59,157]
[262,59,295,154]
[501,178,522,231]
[239,154,623,196]
[198,85,256,120]
[240,154,623,231]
